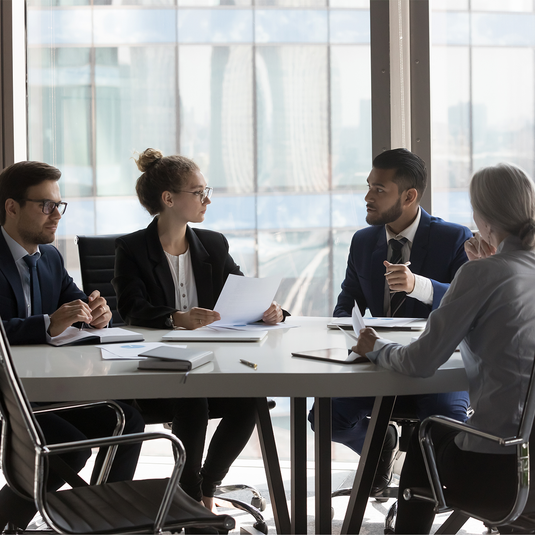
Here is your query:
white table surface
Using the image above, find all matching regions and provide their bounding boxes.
[12,316,468,403]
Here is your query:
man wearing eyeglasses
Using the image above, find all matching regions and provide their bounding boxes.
[0,160,112,345]
[0,160,145,531]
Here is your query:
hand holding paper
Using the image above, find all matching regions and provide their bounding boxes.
[352,301,366,333]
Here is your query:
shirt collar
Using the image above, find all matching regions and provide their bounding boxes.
[1,227,41,263]
[385,206,421,244]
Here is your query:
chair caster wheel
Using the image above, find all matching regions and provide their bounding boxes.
[375,496,389,503]
[251,496,267,511]
[331,506,335,520]
[253,521,268,534]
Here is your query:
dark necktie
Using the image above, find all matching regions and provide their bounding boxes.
[23,254,42,316]
[388,238,408,317]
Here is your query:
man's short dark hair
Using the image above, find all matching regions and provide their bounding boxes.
[0,161,61,225]
[372,148,427,200]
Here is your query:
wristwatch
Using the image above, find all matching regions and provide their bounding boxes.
[165,313,178,329]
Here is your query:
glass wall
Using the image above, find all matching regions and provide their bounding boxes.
[431,0,535,227]
[26,0,372,316]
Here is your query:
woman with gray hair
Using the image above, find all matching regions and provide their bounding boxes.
[353,163,535,533]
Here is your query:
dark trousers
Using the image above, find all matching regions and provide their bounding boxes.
[136,397,257,501]
[308,391,470,454]
[395,424,518,533]
[0,400,144,529]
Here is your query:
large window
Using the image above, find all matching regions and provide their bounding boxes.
[26,0,372,316]
[431,0,535,227]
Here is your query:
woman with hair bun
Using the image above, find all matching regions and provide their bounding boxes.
[352,163,535,533]
[113,149,285,528]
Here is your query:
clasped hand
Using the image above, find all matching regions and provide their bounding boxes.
[48,290,112,337]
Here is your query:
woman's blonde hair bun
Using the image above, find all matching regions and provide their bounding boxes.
[135,148,164,172]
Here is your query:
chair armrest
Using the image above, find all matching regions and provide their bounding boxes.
[421,415,524,448]
[413,415,527,516]
[40,431,186,533]
[33,400,125,484]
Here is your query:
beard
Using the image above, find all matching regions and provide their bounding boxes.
[18,227,55,246]
[366,196,403,226]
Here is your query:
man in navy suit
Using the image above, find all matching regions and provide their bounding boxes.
[309,149,471,496]
[0,160,144,530]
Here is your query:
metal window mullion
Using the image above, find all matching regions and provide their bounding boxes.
[409,0,432,213]
[370,0,391,158]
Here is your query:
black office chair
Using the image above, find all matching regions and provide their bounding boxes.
[403,359,535,535]
[0,321,235,534]
[75,234,270,533]
[76,234,124,326]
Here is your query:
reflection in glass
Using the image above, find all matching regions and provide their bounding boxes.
[259,230,331,316]
[329,10,370,44]
[331,46,371,188]
[257,194,330,229]
[431,46,471,192]
[28,47,93,197]
[255,10,328,43]
[95,46,178,196]
[179,46,254,193]
[27,8,92,45]
[178,10,253,43]
[256,46,329,191]
[472,47,534,175]
[94,9,176,44]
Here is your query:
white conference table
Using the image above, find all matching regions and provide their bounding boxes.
[11,316,468,534]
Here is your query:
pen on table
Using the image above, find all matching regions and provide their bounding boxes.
[385,261,411,276]
[240,359,258,370]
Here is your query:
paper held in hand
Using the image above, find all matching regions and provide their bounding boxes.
[211,274,282,327]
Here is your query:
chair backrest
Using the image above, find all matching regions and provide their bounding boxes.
[0,321,45,500]
[76,235,124,326]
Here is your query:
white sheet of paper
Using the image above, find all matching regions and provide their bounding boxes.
[212,274,282,326]
[207,323,296,332]
[352,301,366,334]
[99,342,186,360]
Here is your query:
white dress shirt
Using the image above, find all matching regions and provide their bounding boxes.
[369,235,535,454]
[383,207,433,315]
[164,247,199,312]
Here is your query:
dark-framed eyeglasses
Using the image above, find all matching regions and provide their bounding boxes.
[177,187,213,204]
[23,199,68,215]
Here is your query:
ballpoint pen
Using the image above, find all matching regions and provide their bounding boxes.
[240,359,258,370]
[385,261,411,276]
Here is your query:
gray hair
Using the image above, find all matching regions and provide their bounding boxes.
[470,163,535,250]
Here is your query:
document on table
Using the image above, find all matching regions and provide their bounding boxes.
[328,317,426,330]
[212,274,282,327]
[99,342,187,360]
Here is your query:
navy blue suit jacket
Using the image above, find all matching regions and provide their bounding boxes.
[0,231,86,345]
[334,209,472,318]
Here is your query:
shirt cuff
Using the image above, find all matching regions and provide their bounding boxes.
[366,337,393,363]
[407,274,433,306]
[44,315,51,341]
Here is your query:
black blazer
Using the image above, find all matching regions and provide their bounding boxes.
[113,218,243,329]
[0,231,87,344]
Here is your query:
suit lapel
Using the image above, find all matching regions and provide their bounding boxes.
[0,232,28,318]
[186,227,214,309]
[146,219,176,309]
[371,227,388,315]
